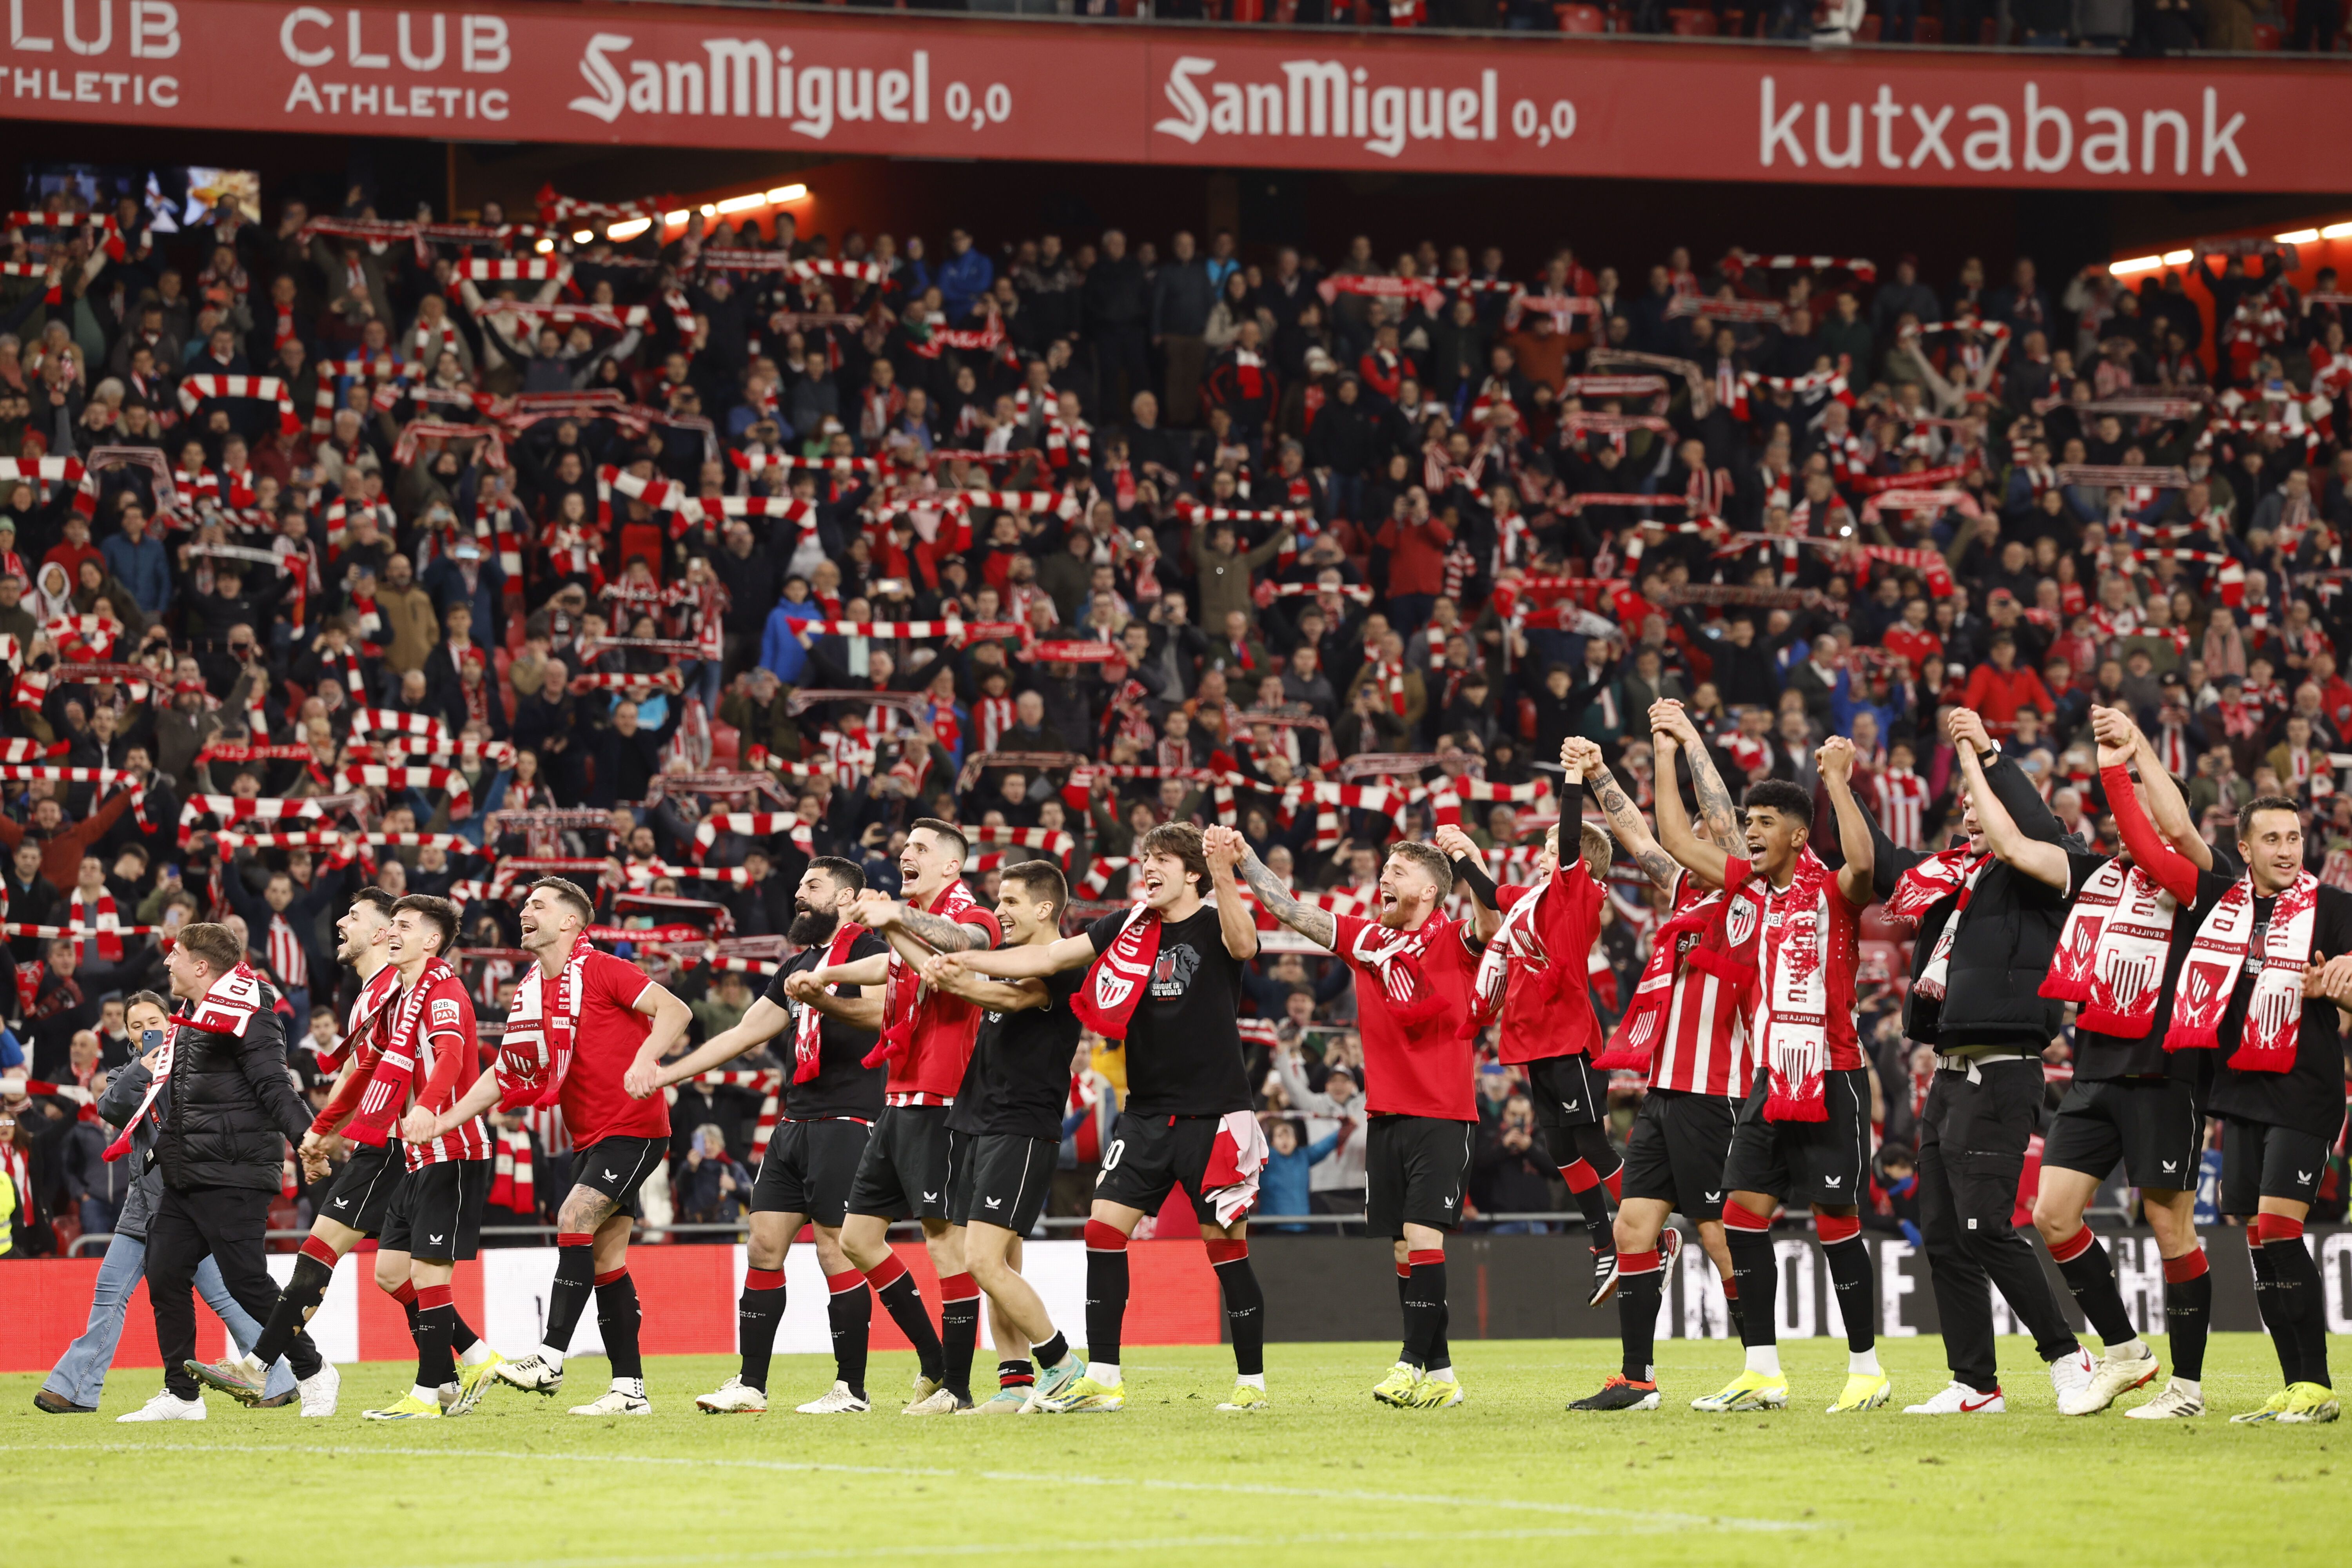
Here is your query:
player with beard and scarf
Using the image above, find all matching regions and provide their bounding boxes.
[636,857,889,1414]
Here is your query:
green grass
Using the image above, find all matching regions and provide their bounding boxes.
[6,1335,2343,1567]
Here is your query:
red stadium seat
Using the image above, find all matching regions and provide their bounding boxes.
[708,718,740,766]
[1554,2,1605,27]
[2251,22,2281,47]
[1668,7,1717,32]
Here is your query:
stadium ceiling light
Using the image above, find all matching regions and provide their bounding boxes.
[2162,249,2193,265]
[2322,221,2352,240]
[572,229,595,244]
[700,203,718,217]
[715,193,765,214]
[664,209,689,225]
[2274,228,2321,244]
[608,218,651,241]
[766,184,809,204]
[2109,255,2163,275]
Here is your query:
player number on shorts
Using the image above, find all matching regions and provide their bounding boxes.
[1100,1138,1125,1171]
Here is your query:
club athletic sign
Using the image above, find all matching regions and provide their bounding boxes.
[4,0,2347,190]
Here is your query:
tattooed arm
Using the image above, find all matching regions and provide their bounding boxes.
[1655,700,1740,847]
[1569,737,1679,893]
[1648,713,1731,888]
[1238,842,1338,950]
[887,905,998,954]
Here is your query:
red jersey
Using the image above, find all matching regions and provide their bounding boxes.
[1492,871,1604,1064]
[404,970,488,1171]
[1650,867,1761,1097]
[1333,910,1478,1122]
[1749,856,1864,1074]
[309,962,404,1136]
[557,950,670,1147]
[888,881,1003,1103]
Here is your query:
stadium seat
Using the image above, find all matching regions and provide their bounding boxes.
[1668,7,1717,31]
[2252,21,2281,46]
[708,718,740,766]
[1554,2,1605,27]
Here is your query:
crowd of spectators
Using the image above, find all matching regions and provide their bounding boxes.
[2,162,2348,1260]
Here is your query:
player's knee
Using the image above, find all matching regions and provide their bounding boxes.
[372,1259,406,1294]
[1390,1238,1410,1266]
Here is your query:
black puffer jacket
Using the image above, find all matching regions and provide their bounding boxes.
[154,985,310,1193]
[1869,751,2078,1048]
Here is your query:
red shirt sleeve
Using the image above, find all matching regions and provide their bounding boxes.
[309,1053,372,1136]
[958,907,1004,950]
[1329,912,1369,965]
[584,951,655,1011]
[2101,763,2201,904]
[415,978,477,1106]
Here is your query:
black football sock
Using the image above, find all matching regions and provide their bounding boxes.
[1565,1124,1622,1249]
[1401,1250,1448,1369]
[252,1242,338,1367]
[1722,1274,1746,1339]
[1084,1221,1131,1371]
[542,1232,597,1353]
[737,1267,787,1392]
[999,1357,1035,1391]
[594,1268,643,1382]
[1818,1218,1876,1355]
[2049,1226,2140,1349]
[2162,1249,2212,1383]
[1032,1331,1069,1370]
[2267,1230,2331,1389]
[448,1310,479,1357]
[413,1284,457,1391]
[1724,1219,1779,1352]
[2248,1235,2304,1386]
[1617,1249,1664,1383]
[865,1254,943,1381]
[939,1272,981,1400]
[828,1269,873,1399]
[1207,1241,1265,1378]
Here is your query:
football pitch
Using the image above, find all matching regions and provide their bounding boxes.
[7,1334,2341,1568]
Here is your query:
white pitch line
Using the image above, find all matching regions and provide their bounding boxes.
[7,1444,1822,1535]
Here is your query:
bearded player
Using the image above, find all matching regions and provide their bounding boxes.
[637,856,889,1416]
[950,823,1270,1413]
[428,877,694,1414]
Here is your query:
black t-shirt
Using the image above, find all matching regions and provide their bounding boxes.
[762,930,889,1122]
[2059,844,2240,1084]
[1083,903,1252,1118]
[949,965,1086,1139]
[2207,879,2352,1142]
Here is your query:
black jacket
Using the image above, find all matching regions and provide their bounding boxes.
[152,983,311,1193]
[1869,752,2077,1048]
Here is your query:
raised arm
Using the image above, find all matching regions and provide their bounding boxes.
[956,931,1098,978]
[2118,708,2216,871]
[1572,736,1679,892]
[920,952,1049,1014]
[1815,737,1876,909]
[2100,732,2202,906]
[1236,841,1338,950]
[1202,826,1263,960]
[1654,700,1740,847]
[811,951,891,989]
[1953,734,2069,891]
[1429,822,1505,942]
[1648,711,1731,887]
[652,995,794,1090]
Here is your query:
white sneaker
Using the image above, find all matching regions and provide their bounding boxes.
[795,1381,871,1414]
[2047,1346,2095,1410]
[568,1389,653,1416]
[2060,1342,2159,1416]
[496,1352,564,1396]
[2123,1378,2205,1420]
[695,1375,768,1414]
[903,1387,968,1415]
[117,1389,206,1423]
[296,1360,341,1419]
[1904,1381,2005,1415]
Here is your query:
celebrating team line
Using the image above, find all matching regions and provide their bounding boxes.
[120,706,2341,1423]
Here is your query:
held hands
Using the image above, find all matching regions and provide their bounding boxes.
[2088,705,2138,770]
[1817,735,1857,786]
[1649,699,1698,749]
[783,970,826,1003]
[850,889,902,929]
[398,1105,437,1145]
[622,1059,663,1100]
[1945,708,1991,755]
[298,1131,332,1181]
[2304,952,2352,1002]
[1561,736,1604,782]
[920,953,967,988]
[1201,824,1246,874]
[1431,823,1478,862]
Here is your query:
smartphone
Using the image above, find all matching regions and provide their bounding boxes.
[142,1028,163,1054]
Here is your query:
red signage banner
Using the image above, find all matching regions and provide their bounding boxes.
[3,2,2348,191]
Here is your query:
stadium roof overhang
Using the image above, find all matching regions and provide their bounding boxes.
[4,0,2348,193]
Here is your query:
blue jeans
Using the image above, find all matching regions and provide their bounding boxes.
[42,1229,298,1407]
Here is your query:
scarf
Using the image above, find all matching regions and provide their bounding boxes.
[496,933,596,1109]
[864,879,987,1069]
[319,961,404,1073]
[68,886,123,963]
[344,956,458,1147]
[1470,878,1563,1027]
[1594,866,1763,1069]
[793,922,869,1082]
[1753,850,1836,1123]
[103,961,265,1161]
[1347,913,1450,1029]
[1886,848,1989,1002]
[488,1124,535,1212]
[1070,900,1163,1042]
[2166,869,2318,1073]
[2040,858,2178,1038]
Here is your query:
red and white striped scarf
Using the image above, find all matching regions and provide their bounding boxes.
[495,933,597,1110]
[68,886,123,962]
[974,694,1014,754]
[793,922,870,1082]
[488,1124,535,1212]
[102,962,266,1161]
[266,909,309,990]
[2166,868,2318,1072]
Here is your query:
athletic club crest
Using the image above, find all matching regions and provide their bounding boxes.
[1725,896,1759,949]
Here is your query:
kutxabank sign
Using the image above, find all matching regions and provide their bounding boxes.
[4,0,2346,190]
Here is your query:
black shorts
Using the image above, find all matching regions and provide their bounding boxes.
[1521,1054,1607,1130]
[847,1105,958,1221]
[2043,1076,2204,1192]
[1365,1114,1475,1238]
[317,1141,401,1236]
[1094,1112,1232,1225]
[1722,1066,1871,1210]
[2218,1117,2330,1214]
[751,1118,873,1228]
[1622,1088,1737,1221]
[575,1135,669,1213]
[949,1132,1056,1234]
[379,1159,490,1261]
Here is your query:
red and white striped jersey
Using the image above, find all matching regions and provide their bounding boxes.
[265,911,309,990]
[404,971,491,1171]
[1649,870,1759,1097]
[1874,769,1929,852]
